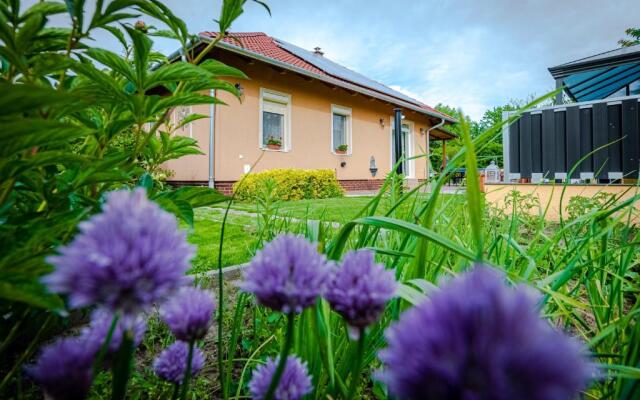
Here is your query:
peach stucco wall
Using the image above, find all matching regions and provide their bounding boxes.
[485,183,640,221]
[164,51,439,183]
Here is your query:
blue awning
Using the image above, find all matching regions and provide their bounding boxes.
[562,61,640,101]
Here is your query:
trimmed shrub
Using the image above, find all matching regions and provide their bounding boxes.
[233,169,344,201]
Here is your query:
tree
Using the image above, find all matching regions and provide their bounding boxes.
[619,27,640,47]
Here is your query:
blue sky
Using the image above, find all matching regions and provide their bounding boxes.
[34,0,640,119]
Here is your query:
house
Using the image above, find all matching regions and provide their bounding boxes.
[164,32,456,193]
[489,44,640,220]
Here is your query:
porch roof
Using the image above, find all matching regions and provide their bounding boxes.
[548,44,640,102]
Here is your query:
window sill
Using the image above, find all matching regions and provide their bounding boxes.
[260,147,289,153]
[332,151,352,157]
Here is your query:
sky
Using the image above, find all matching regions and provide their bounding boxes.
[31,0,640,120]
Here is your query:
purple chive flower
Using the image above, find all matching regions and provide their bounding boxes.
[153,341,205,384]
[80,309,147,354]
[248,355,312,400]
[240,234,328,313]
[44,188,194,314]
[379,266,592,400]
[161,287,215,341]
[25,337,95,400]
[325,250,397,329]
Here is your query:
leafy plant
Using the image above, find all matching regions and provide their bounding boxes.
[233,169,344,201]
[266,136,282,146]
[335,144,348,152]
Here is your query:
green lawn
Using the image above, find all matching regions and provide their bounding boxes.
[188,194,463,271]
[184,208,257,273]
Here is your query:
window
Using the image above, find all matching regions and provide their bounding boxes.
[260,88,291,150]
[331,105,352,154]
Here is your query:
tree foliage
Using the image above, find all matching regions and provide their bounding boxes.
[619,27,640,47]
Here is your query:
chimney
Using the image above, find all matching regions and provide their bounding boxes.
[313,47,324,56]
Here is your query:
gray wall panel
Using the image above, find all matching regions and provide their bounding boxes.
[531,113,542,173]
[608,104,622,172]
[509,122,520,173]
[554,111,567,174]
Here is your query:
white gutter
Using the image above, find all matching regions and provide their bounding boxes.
[425,118,446,179]
[208,89,216,188]
[196,35,457,124]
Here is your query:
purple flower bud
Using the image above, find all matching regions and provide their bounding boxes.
[44,188,194,314]
[161,287,215,341]
[248,355,312,400]
[80,309,147,354]
[153,341,205,384]
[379,266,593,400]
[325,250,397,329]
[25,337,95,400]
[240,234,329,313]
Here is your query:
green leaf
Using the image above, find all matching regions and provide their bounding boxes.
[0,83,84,116]
[21,1,68,20]
[199,59,248,79]
[0,281,65,312]
[138,172,154,192]
[145,62,213,90]
[0,119,88,156]
[85,48,136,83]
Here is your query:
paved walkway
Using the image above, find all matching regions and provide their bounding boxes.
[345,185,465,196]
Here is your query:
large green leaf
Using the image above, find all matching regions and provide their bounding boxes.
[0,119,88,156]
[0,281,65,312]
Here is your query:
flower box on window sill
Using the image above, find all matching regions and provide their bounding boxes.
[334,149,347,155]
[266,143,282,150]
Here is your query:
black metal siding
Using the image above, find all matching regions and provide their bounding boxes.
[592,103,609,178]
[579,108,593,173]
[566,106,581,178]
[519,113,532,178]
[531,113,542,173]
[554,111,567,174]
[608,104,622,172]
[622,99,639,177]
[509,121,520,173]
[507,99,640,181]
[541,109,555,178]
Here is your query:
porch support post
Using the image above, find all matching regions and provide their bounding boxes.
[442,139,446,170]
[393,108,404,174]
[555,78,564,105]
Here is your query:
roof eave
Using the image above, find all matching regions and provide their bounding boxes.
[549,52,640,80]
[195,34,456,123]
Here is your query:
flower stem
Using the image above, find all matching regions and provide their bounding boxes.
[179,341,195,400]
[347,328,366,400]
[111,331,135,400]
[264,313,296,400]
[93,314,120,375]
[171,382,180,400]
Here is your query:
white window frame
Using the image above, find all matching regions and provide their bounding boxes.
[259,88,292,152]
[330,104,352,155]
[389,117,415,178]
[172,106,193,138]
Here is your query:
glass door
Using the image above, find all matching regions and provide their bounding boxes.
[392,123,412,176]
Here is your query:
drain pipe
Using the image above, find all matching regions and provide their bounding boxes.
[426,118,446,180]
[208,89,216,188]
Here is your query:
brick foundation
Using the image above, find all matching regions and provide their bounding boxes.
[337,179,385,192]
[168,179,385,195]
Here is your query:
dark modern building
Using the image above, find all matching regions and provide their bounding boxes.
[503,44,640,183]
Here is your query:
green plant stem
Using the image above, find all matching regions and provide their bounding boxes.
[264,313,296,400]
[347,328,366,400]
[111,331,135,400]
[179,341,195,400]
[0,308,28,357]
[171,382,180,400]
[0,314,52,392]
[93,314,120,375]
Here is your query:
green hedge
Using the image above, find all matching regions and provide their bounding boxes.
[233,169,344,201]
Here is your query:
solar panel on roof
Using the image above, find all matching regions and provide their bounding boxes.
[275,39,424,107]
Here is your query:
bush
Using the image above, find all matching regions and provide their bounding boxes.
[233,169,344,201]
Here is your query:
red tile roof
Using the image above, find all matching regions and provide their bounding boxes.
[201,32,327,75]
[199,32,452,121]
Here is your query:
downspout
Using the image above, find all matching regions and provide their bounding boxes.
[208,89,216,188]
[425,118,445,179]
